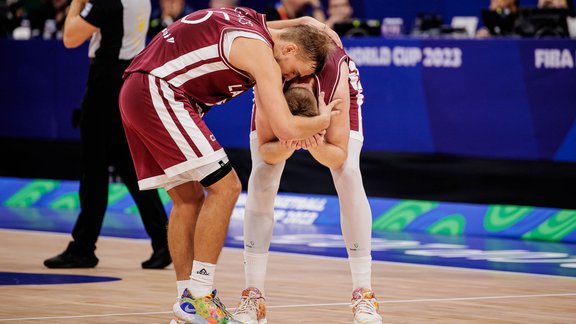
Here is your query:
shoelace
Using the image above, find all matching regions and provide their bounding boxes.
[213,296,234,318]
[351,296,378,315]
[234,296,258,315]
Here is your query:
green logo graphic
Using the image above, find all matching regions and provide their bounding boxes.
[427,214,466,236]
[373,200,437,231]
[49,192,80,210]
[523,210,576,242]
[4,180,59,207]
[484,205,533,232]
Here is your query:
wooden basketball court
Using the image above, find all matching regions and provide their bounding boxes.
[1,229,575,323]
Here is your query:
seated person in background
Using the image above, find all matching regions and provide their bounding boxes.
[28,0,69,39]
[536,0,575,37]
[209,0,239,8]
[325,0,354,29]
[0,0,26,38]
[538,0,574,12]
[476,0,519,37]
[265,0,326,22]
[148,0,194,37]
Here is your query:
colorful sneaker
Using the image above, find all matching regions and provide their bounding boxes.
[173,288,242,324]
[351,288,383,324]
[232,287,267,324]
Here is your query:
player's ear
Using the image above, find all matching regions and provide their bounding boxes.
[282,43,297,55]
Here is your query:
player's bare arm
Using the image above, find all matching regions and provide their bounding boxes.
[229,37,339,141]
[308,62,351,169]
[254,86,297,165]
[266,16,343,48]
[63,0,98,48]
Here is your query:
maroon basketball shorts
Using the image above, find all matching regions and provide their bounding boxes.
[120,72,228,190]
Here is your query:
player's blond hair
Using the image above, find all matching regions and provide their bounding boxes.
[279,25,332,74]
[285,87,318,117]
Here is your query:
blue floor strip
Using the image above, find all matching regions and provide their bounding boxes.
[1,206,575,279]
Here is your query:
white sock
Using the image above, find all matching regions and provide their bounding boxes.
[177,279,190,298]
[244,251,269,295]
[349,255,372,290]
[189,260,216,297]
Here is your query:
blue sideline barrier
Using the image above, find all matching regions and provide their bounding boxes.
[1,38,575,162]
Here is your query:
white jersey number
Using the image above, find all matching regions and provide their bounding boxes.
[181,11,231,24]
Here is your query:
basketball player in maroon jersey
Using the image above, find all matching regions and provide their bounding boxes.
[119,6,340,324]
[233,44,383,324]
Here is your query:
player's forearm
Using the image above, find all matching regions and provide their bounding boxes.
[273,114,330,142]
[63,0,88,48]
[289,115,330,141]
[259,141,295,165]
[308,143,347,170]
[266,17,309,30]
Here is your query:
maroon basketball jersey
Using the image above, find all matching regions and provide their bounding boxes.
[316,46,363,133]
[125,7,273,113]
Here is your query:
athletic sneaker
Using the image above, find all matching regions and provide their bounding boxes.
[232,287,267,324]
[351,288,383,324]
[172,288,242,324]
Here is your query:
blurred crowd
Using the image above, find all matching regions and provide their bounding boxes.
[0,0,574,40]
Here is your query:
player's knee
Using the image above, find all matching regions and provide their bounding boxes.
[203,163,241,198]
[251,161,283,188]
[190,187,205,205]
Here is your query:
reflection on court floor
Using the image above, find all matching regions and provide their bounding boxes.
[1,204,575,281]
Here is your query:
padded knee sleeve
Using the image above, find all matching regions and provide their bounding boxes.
[200,160,233,187]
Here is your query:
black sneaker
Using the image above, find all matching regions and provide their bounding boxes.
[44,250,99,269]
[142,245,171,269]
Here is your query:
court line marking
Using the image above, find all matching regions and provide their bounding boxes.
[262,248,576,280]
[1,293,576,321]
[2,229,576,281]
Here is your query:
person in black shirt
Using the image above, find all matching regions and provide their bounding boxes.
[43,0,171,270]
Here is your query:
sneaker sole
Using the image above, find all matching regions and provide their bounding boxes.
[172,304,210,324]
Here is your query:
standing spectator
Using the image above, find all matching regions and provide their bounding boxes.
[148,0,194,38]
[265,0,326,22]
[43,0,171,270]
[325,0,353,29]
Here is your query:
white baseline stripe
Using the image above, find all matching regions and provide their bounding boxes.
[2,293,575,321]
[150,44,219,78]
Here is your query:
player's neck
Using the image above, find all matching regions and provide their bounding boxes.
[268,28,282,43]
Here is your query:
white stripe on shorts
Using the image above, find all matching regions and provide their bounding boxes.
[148,74,198,159]
[159,81,216,157]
